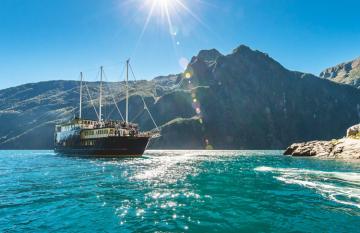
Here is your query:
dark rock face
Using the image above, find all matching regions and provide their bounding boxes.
[1,44,360,150]
[196,49,222,64]
[171,45,360,149]
[320,57,360,88]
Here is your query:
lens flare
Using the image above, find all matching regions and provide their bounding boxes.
[121,0,209,69]
[126,0,208,49]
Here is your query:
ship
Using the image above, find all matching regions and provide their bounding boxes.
[54,60,159,157]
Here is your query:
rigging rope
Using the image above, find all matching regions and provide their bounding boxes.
[131,108,145,123]
[105,106,116,121]
[79,60,180,133]
[102,68,125,121]
[84,81,99,120]
[129,63,159,131]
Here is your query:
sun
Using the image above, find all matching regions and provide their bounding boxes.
[148,0,176,13]
[138,0,206,36]
[120,0,208,64]
[143,0,179,30]
[120,0,208,40]
[155,0,172,6]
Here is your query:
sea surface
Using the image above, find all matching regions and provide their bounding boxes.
[0,150,359,233]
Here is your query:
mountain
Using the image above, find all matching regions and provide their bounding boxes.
[1,45,360,150]
[320,57,360,88]
[151,45,360,149]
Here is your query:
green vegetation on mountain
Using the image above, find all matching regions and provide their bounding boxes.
[1,45,360,149]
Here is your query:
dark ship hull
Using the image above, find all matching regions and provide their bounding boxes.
[55,135,150,157]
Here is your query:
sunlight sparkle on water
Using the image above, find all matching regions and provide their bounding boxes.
[1,150,359,232]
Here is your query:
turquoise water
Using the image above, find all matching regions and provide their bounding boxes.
[0,150,359,233]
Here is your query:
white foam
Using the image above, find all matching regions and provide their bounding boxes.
[276,176,360,209]
[255,166,360,184]
[254,166,274,172]
[255,166,360,209]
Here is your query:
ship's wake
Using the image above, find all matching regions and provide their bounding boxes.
[255,166,360,209]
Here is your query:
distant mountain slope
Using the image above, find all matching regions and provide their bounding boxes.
[1,45,360,149]
[0,78,190,149]
[320,57,360,88]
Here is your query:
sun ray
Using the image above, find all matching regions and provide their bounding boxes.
[173,0,211,31]
[131,0,157,57]
[142,1,157,36]
[126,0,210,62]
[139,0,209,35]
[163,1,180,55]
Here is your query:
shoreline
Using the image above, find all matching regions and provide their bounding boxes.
[284,124,360,161]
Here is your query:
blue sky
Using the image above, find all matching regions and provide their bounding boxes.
[1,0,360,89]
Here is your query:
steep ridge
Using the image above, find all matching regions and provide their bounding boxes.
[151,45,360,149]
[320,57,360,88]
[1,45,360,149]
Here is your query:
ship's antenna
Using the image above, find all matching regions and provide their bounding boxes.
[126,59,129,123]
[99,66,103,122]
[79,72,83,119]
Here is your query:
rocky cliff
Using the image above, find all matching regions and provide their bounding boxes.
[284,124,360,160]
[1,45,360,149]
[320,57,360,88]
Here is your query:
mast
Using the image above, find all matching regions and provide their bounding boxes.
[79,72,83,119]
[126,59,129,123]
[99,66,103,122]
